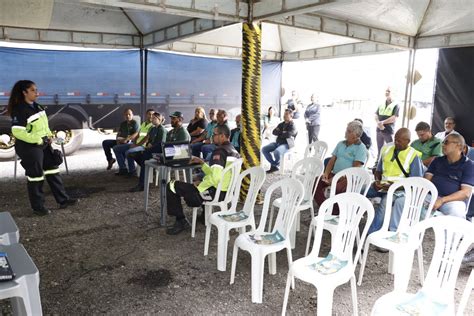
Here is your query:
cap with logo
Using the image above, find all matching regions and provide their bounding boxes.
[169,111,183,118]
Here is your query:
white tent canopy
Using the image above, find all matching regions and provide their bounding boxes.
[1,0,473,60]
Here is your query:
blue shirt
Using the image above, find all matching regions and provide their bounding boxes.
[332,141,368,174]
[426,155,474,197]
[204,121,217,139]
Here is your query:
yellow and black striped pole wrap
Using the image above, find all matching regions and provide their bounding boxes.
[240,22,262,199]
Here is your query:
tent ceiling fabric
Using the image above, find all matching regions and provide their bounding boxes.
[0,0,473,60]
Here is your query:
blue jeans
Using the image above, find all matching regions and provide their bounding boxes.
[113,143,135,172]
[438,200,467,218]
[367,186,407,235]
[102,139,117,162]
[202,144,216,161]
[191,142,204,157]
[262,142,289,168]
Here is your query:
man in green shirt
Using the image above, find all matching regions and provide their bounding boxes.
[167,111,191,142]
[411,121,442,167]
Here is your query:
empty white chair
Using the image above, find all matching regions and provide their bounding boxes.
[371,216,474,316]
[205,166,266,271]
[269,157,324,248]
[304,140,328,161]
[0,243,43,316]
[230,178,305,303]
[358,177,438,289]
[305,167,371,255]
[191,158,243,238]
[282,192,374,316]
[0,212,19,245]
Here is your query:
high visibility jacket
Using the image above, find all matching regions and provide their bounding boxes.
[198,142,240,193]
[137,121,153,144]
[377,101,397,116]
[381,143,421,182]
[11,102,52,145]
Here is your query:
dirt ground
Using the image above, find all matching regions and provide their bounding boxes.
[1,150,473,315]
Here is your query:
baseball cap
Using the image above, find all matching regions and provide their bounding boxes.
[169,111,183,118]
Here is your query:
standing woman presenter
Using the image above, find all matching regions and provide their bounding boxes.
[8,80,76,215]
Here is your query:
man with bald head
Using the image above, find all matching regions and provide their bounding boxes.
[368,128,424,236]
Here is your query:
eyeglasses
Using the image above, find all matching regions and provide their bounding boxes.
[442,140,459,145]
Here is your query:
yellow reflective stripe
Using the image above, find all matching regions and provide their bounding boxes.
[44,168,60,175]
[27,175,44,182]
[12,125,26,130]
[169,180,176,193]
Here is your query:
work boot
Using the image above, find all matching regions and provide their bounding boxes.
[33,207,51,216]
[166,218,190,235]
[59,198,78,209]
[115,168,128,176]
[107,158,116,170]
[266,165,279,173]
[129,184,144,192]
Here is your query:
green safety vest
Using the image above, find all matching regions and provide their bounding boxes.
[11,110,52,145]
[377,102,397,116]
[381,144,421,182]
[137,121,153,144]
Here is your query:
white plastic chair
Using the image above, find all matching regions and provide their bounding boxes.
[305,167,371,256]
[0,212,20,245]
[0,243,43,316]
[358,177,438,289]
[230,178,305,303]
[191,158,243,238]
[205,166,266,271]
[304,140,328,161]
[269,157,324,248]
[282,192,375,316]
[371,216,474,316]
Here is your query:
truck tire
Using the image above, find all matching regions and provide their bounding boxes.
[49,113,84,155]
[0,117,16,160]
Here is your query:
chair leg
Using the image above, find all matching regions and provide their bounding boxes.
[286,247,295,289]
[296,212,301,232]
[316,286,335,316]
[230,244,239,284]
[268,252,277,275]
[417,245,424,286]
[350,275,359,316]
[281,272,293,316]
[305,221,314,256]
[290,217,297,249]
[357,241,370,286]
[251,254,265,303]
[268,205,276,232]
[217,227,229,271]
[191,207,198,238]
[388,251,394,274]
[204,222,212,256]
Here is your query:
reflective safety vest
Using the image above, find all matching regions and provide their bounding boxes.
[381,143,421,182]
[11,109,52,145]
[137,121,153,144]
[377,101,397,116]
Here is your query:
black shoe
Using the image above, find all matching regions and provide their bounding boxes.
[266,166,279,174]
[59,198,78,209]
[129,185,144,192]
[33,207,51,216]
[166,218,190,235]
[374,246,389,253]
[127,171,137,177]
[115,169,128,176]
[107,158,116,170]
[462,248,474,266]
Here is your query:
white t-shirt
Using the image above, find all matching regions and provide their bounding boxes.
[434,130,459,141]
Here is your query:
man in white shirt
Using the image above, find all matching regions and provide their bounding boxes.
[434,117,458,140]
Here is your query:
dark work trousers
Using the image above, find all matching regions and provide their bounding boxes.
[376,130,393,161]
[307,124,320,144]
[166,181,225,220]
[102,139,117,162]
[15,141,69,211]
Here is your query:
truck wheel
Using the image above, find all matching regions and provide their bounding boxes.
[49,113,84,155]
[0,132,16,160]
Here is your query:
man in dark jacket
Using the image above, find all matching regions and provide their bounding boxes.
[304,93,321,144]
[262,109,297,173]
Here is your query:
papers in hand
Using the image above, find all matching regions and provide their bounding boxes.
[308,253,348,275]
[218,212,248,222]
[248,231,284,245]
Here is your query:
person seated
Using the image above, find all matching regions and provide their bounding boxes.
[262,109,297,173]
[262,106,279,140]
[113,108,154,176]
[165,125,240,235]
[187,106,208,142]
[424,133,474,219]
[201,109,230,160]
[411,121,442,168]
[354,118,372,150]
[102,108,139,172]
[230,114,241,152]
[191,108,217,156]
[129,112,167,192]
[367,128,424,236]
[167,111,191,142]
[314,121,368,212]
[434,116,458,141]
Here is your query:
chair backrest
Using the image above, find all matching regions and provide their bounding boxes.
[406,216,474,306]
[304,140,328,161]
[310,192,374,265]
[291,157,324,202]
[383,177,438,233]
[329,167,371,198]
[212,158,243,204]
[228,166,266,216]
[256,178,305,239]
